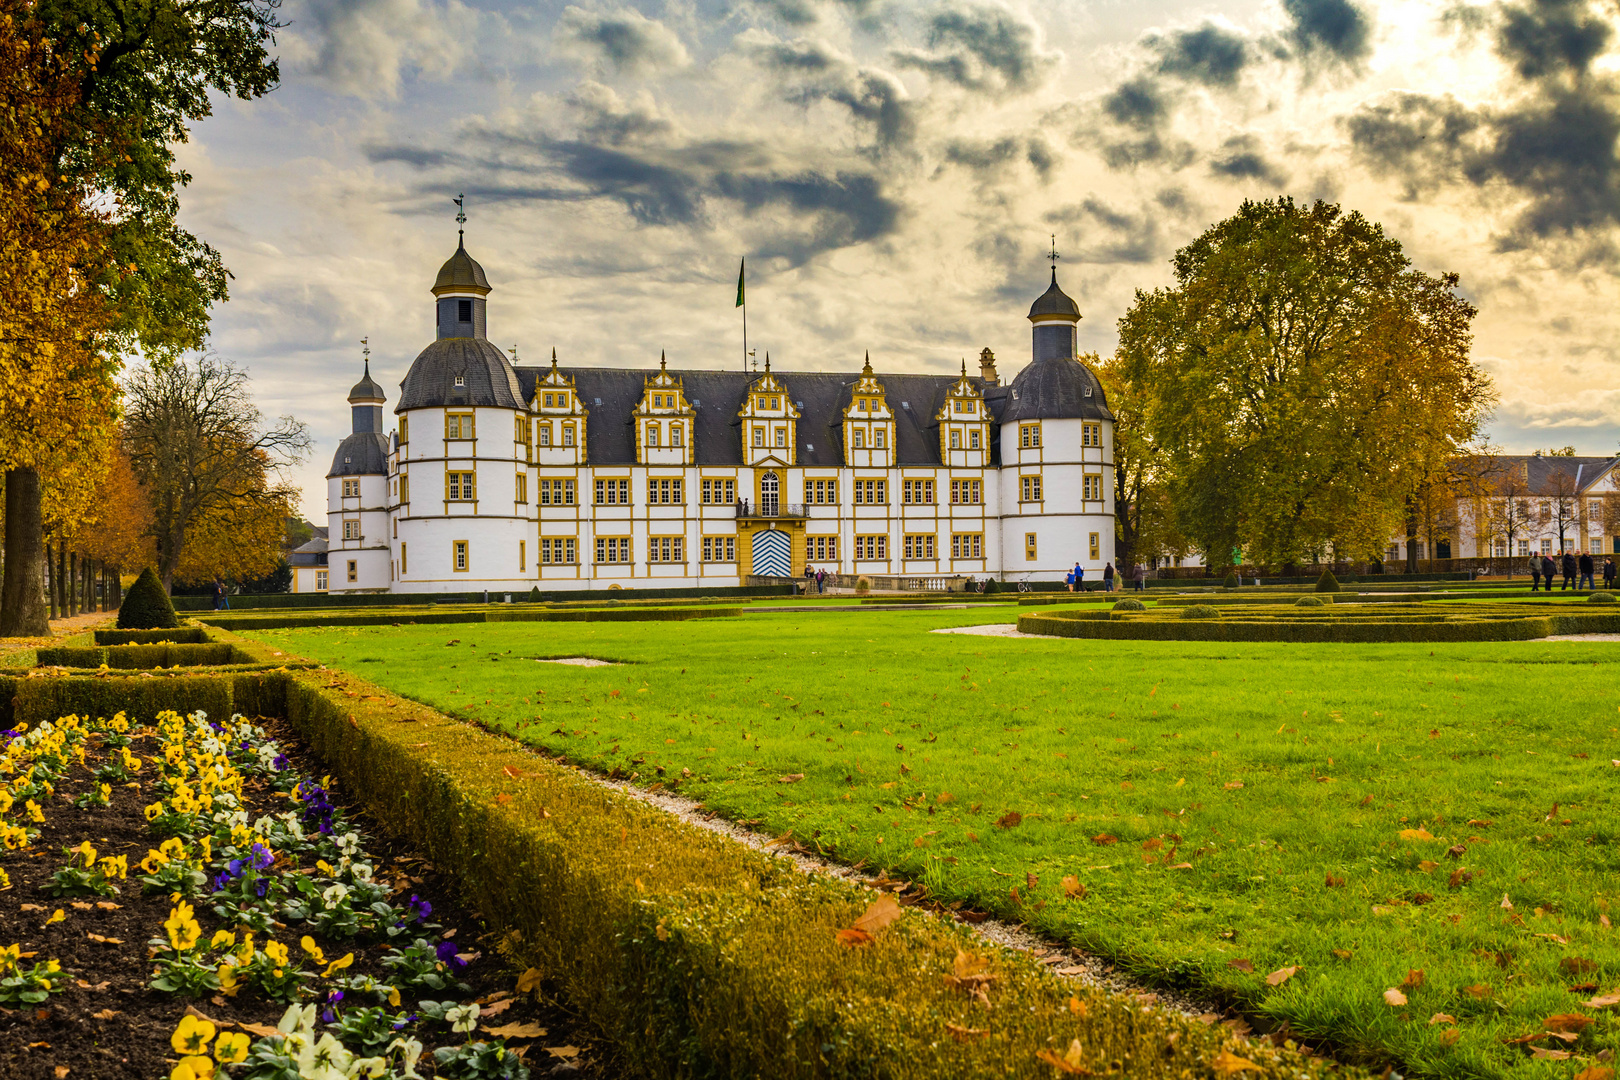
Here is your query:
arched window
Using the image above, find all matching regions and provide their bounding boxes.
[761,471,779,517]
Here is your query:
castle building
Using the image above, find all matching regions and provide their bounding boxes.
[318,238,1116,593]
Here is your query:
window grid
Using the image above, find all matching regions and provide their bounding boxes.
[1083,474,1103,501]
[446,471,476,501]
[453,541,469,572]
[903,534,936,560]
[647,478,684,505]
[1082,422,1101,448]
[854,534,887,561]
[853,479,887,505]
[701,478,737,504]
[808,478,838,505]
[595,537,631,564]
[902,479,935,505]
[950,479,982,504]
[594,478,631,505]
[951,533,983,559]
[702,536,737,562]
[649,536,685,563]
[341,479,359,498]
[541,537,577,565]
[445,413,475,440]
[1020,475,1043,503]
[809,535,839,562]
[316,570,328,590]
[342,519,360,541]
[1019,423,1041,449]
[539,479,576,505]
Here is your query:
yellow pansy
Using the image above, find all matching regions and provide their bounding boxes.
[197,836,211,861]
[140,849,168,874]
[216,963,240,997]
[299,936,324,963]
[171,1055,214,1080]
[171,1013,215,1054]
[387,986,401,1007]
[25,800,43,823]
[159,838,186,860]
[210,929,236,950]
[144,802,164,821]
[74,840,97,867]
[99,855,128,880]
[213,1031,250,1064]
[320,953,353,978]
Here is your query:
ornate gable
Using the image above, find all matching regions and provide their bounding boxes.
[532,349,588,464]
[737,357,799,466]
[842,353,895,468]
[634,353,695,465]
[936,360,990,466]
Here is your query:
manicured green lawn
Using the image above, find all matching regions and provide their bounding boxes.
[248,609,1620,1078]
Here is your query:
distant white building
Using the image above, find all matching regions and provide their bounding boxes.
[319,237,1119,594]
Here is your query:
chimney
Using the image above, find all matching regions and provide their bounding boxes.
[978,347,998,385]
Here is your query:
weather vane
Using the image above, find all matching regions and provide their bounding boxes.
[454,193,466,242]
[1049,234,1060,272]
[360,337,370,368]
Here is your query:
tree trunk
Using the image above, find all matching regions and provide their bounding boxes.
[112,567,122,609]
[0,469,51,636]
[45,541,56,619]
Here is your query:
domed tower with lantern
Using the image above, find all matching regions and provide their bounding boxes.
[998,242,1116,578]
[326,345,395,592]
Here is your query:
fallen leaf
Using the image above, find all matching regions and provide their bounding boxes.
[945,1022,990,1042]
[1531,1047,1573,1061]
[1399,828,1435,841]
[545,1047,581,1060]
[1228,959,1254,972]
[54,1067,68,1079]
[1210,1049,1265,1075]
[1402,970,1426,991]
[1090,834,1118,846]
[778,774,805,784]
[502,765,522,779]
[1266,966,1298,987]
[1418,860,1439,873]
[1324,874,1345,888]
[1061,875,1086,899]
[853,894,902,934]
[1332,949,1353,960]
[90,1010,119,1021]
[1429,1013,1456,1025]
[1543,1014,1594,1033]
[1141,838,1163,852]
[1035,1038,1093,1075]
[516,968,543,994]
[1223,781,1244,790]
[69,902,91,911]
[85,934,121,945]
[1501,894,1513,909]
[1563,958,1600,976]
[1581,994,1620,1009]
[1384,988,1409,1007]
[18,904,43,913]
[1447,868,1473,890]
[1068,997,1086,1015]
[995,811,1023,829]
[1446,844,1467,859]
[1464,984,1492,999]
[93,902,119,911]
[1574,1068,1615,1080]
[836,928,873,948]
[236,1022,281,1038]
[484,1022,548,1038]
[1438,1028,1461,1046]
[480,999,514,1017]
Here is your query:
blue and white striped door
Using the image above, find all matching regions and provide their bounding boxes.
[753,529,791,577]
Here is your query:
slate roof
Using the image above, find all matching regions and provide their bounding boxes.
[1027,270,1081,320]
[328,432,390,477]
[513,366,1012,467]
[348,362,385,403]
[433,242,491,296]
[1462,455,1620,495]
[1000,357,1114,423]
[397,337,526,411]
[289,535,327,567]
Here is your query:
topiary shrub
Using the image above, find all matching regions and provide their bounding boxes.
[855,577,872,595]
[1589,591,1617,604]
[1180,604,1222,619]
[528,586,541,602]
[982,577,1000,595]
[1315,570,1341,593]
[117,568,180,630]
[1113,598,1145,612]
[1223,572,1238,589]
[1295,595,1325,607]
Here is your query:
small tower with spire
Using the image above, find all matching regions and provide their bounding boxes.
[433,194,492,340]
[348,338,386,433]
[1027,235,1081,363]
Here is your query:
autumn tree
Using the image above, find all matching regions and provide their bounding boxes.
[1096,354,1189,571]
[1480,461,1533,571]
[1116,198,1495,569]
[1543,466,1580,552]
[0,0,280,634]
[123,356,308,591]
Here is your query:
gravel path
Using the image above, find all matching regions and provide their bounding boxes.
[930,623,1060,640]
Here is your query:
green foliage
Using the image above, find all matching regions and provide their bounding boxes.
[37,643,239,669]
[528,586,541,602]
[1112,598,1145,612]
[1315,570,1341,593]
[1589,591,1616,604]
[1179,604,1222,619]
[117,567,179,629]
[432,1041,530,1080]
[982,577,1000,594]
[95,627,207,645]
[855,577,872,595]
[1222,572,1238,589]
[1295,595,1325,607]
[0,952,65,1006]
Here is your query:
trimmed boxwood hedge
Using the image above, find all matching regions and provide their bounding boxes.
[117,567,180,629]
[203,607,744,631]
[1018,608,1620,642]
[35,643,244,670]
[95,627,208,645]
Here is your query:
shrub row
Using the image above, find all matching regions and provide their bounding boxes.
[94,627,209,645]
[170,584,795,611]
[201,607,744,631]
[276,667,1338,1080]
[0,669,290,729]
[1018,610,1620,643]
[35,643,245,669]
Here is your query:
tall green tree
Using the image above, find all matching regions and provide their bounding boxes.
[1095,353,1188,572]
[1116,198,1494,569]
[0,0,280,635]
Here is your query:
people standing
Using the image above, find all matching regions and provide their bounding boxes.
[1074,563,1085,592]
[1542,552,1557,590]
[1133,563,1146,592]
[816,567,827,594]
[1103,562,1115,592]
[1065,568,1075,592]
[1579,550,1595,590]
[1530,552,1542,591]
[1562,550,1578,590]
[1605,557,1616,591]
[212,576,229,611]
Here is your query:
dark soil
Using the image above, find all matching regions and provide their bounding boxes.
[0,719,612,1079]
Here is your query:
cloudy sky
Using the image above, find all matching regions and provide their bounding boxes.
[177,0,1620,516]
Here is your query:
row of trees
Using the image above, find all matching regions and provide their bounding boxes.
[1103,198,1498,574]
[0,0,286,634]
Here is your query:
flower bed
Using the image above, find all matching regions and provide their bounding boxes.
[0,708,602,1079]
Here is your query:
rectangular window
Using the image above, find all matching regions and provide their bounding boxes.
[646,423,660,447]
[1020,423,1041,449]
[853,428,864,449]
[400,542,407,574]
[808,478,838,505]
[446,471,476,501]
[538,423,551,447]
[702,536,737,562]
[595,537,631,564]
[347,559,357,582]
[1082,422,1101,448]
[316,570,328,590]
[809,535,839,562]
[902,479,935,505]
[701,478,737,505]
[1020,475,1043,503]
[445,413,475,440]
[399,475,409,503]
[341,478,359,498]
[457,299,472,323]
[649,536,685,563]
[539,479,576,505]
[1089,532,1100,560]
[1541,539,1553,554]
[950,533,984,559]
[1025,532,1038,561]
[775,426,786,448]
[543,393,554,408]
[648,478,684,505]
[515,474,528,503]
[874,428,885,449]
[949,430,960,449]
[969,429,980,450]
[854,479,887,505]
[1083,474,1103,501]
[515,417,530,445]
[594,478,631,505]
[540,537,577,564]
[854,534,887,560]
[671,425,683,447]
[950,479,982,505]
[562,424,575,447]
[903,534,936,560]
[342,519,360,541]
[398,418,408,444]
[753,427,764,447]
[453,540,469,572]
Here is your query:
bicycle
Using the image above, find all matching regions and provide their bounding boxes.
[1017,574,1033,593]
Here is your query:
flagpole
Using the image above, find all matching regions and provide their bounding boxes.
[738,256,747,372]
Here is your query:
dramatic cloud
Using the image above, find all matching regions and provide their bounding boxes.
[1282,0,1373,63]
[1495,0,1611,78]
[1147,23,1252,87]
[282,0,475,98]
[1209,134,1291,186]
[739,31,917,151]
[892,2,1060,95]
[554,5,692,75]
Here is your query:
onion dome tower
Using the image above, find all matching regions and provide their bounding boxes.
[331,343,390,476]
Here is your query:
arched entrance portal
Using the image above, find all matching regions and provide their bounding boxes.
[753,528,791,577]
[760,471,779,517]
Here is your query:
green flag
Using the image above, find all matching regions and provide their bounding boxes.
[735,257,745,307]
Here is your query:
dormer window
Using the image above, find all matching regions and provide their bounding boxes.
[771,397,780,409]
[453,375,465,387]
[457,300,472,323]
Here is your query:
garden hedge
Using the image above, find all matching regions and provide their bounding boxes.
[35,643,244,669]
[117,567,180,629]
[201,607,743,631]
[94,627,209,645]
[274,667,1342,1080]
[169,584,794,611]
[1017,607,1620,643]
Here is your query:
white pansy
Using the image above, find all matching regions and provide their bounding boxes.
[387,1037,425,1080]
[335,832,360,856]
[445,1002,480,1033]
[321,882,351,906]
[278,1003,316,1035]
[350,861,374,884]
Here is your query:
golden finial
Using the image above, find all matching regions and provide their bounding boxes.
[550,347,558,370]
[660,350,667,371]
[862,350,872,376]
